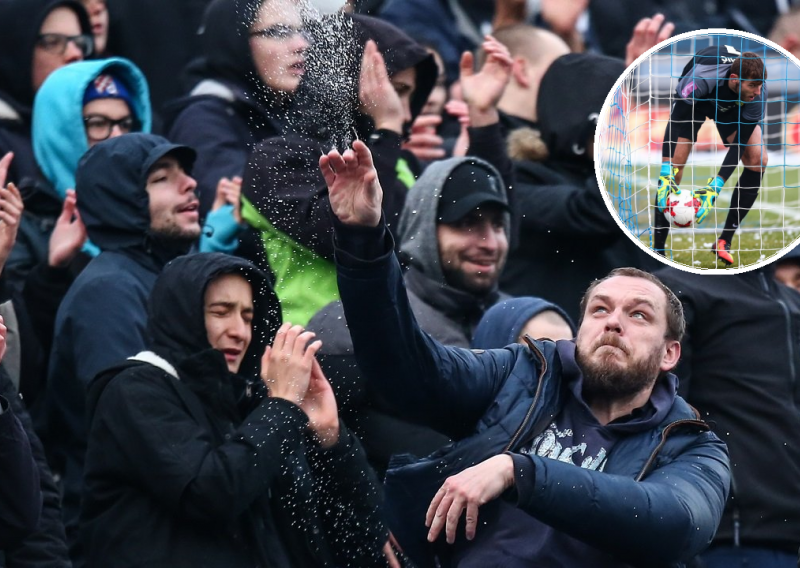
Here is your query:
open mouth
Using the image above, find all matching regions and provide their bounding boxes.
[222,348,242,360]
[177,201,199,214]
[289,61,306,74]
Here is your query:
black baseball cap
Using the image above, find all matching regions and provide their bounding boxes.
[437,161,509,224]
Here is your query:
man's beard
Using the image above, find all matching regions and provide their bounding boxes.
[150,223,201,246]
[441,263,500,296]
[575,334,662,400]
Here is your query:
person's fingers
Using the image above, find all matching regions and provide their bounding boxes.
[383,541,402,568]
[408,147,447,161]
[444,495,465,544]
[425,485,447,528]
[260,346,272,380]
[271,322,292,353]
[3,181,22,209]
[291,330,317,358]
[412,114,442,131]
[658,21,675,44]
[644,15,661,46]
[352,139,375,170]
[632,16,649,41]
[319,155,337,189]
[427,491,455,542]
[303,339,323,365]
[464,501,480,541]
[0,152,13,188]
[326,150,347,173]
[407,132,444,148]
[282,324,304,356]
[459,51,474,80]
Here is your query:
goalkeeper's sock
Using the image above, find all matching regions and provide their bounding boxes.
[653,193,670,253]
[719,168,761,243]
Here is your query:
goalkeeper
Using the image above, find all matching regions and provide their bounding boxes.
[653,46,767,265]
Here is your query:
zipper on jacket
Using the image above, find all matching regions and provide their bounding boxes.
[634,419,710,481]
[504,337,548,452]
[759,273,798,399]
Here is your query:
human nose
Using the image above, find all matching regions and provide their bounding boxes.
[64,39,84,62]
[181,171,198,194]
[604,309,622,333]
[229,316,249,340]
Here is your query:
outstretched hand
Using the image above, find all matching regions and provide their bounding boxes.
[625,13,674,67]
[321,140,383,227]
[212,176,243,223]
[460,35,513,126]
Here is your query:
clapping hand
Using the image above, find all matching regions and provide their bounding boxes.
[299,358,340,449]
[48,189,87,268]
[261,323,322,404]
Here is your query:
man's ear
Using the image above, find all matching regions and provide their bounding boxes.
[660,339,681,372]
[512,56,530,88]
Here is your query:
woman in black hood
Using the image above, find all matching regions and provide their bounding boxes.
[0,0,92,185]
[240,13,437,326]
[81,252,388,567]
[166,0,313,215]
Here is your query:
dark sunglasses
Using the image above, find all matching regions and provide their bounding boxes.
[36,33,94,57]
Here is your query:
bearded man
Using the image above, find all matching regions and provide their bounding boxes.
[320,140,731,568]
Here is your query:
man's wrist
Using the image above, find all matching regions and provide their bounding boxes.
[469,107,500,128]
[373,119,403,134]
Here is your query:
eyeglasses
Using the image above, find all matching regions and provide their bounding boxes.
[83,115,137,141]
[250,24,309,41]
[36,33,94,57]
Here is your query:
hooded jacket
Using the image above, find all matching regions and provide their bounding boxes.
[241,13,436,326]
[45,133,197,552]
[164,0,293,215]
[500,53,657,321]
[33,58,152,200]
[307,157,509,476]
[3,58,152,290]
[332,223,731,567]
[470,296,576,349]
[81,253,387,567]
[0,0,91,185]
[656,266,800,553]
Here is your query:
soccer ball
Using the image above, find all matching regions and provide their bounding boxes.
[666,190,699,228]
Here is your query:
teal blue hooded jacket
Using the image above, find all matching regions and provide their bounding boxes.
[32,57,151,201]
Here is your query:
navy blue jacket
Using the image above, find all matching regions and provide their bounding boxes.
[46,134,196,551]
[0,394,40,551]
[334,223,731,567]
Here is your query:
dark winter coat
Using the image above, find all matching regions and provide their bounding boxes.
[45,134,196,550]
[656,266,800,553]
[332,221,731,568]
[0,367,69,568]
[500,54,657,321]
[0,0,91,185]
[81,253,387,567]
[0,392,40,551]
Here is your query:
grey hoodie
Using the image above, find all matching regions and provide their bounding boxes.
[397,156,511,285]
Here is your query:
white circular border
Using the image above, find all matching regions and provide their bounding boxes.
[594,28,800,275]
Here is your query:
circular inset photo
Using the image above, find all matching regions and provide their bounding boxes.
[596,29,800,273]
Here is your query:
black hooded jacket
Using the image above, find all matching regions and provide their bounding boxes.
[242,13,437,262]
[656,266,800,553]
[81,253,387,567]
[0,0,91,185]
[0,366,70,568]
[500,53,657,321]
[164,0,293,215]
[45,134,197,552]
